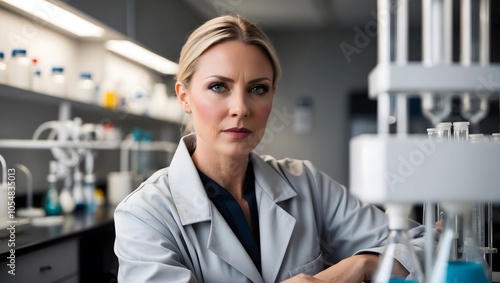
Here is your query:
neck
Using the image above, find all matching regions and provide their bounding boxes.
[192,147,249,201]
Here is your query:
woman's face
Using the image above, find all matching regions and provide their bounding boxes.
[177,40,275,158]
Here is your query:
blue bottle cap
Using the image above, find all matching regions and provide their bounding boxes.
[12,49,27,56]
[0,52,4,59]
[80,72,92,79]
[52,67,64,73]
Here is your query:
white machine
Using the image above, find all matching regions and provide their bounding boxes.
[349,0,500,282]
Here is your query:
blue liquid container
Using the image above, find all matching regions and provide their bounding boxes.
[44,179,61,216]
[445,261,489,283]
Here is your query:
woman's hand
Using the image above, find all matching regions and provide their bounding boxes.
[313,254,379,283]
[280,273,329,283]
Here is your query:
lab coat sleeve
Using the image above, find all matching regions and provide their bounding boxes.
[304,160,431,277]
[114,200,198,283]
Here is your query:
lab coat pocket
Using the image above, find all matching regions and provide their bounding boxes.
[287,252,324,277]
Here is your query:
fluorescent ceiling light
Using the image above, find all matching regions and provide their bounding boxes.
[1,0,104,37]
[106,40,179,75]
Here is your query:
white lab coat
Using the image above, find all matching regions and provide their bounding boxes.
[114,134,427,283]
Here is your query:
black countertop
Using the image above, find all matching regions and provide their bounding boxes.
[0,205,116,258]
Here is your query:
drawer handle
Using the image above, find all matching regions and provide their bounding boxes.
[39,265,53,272]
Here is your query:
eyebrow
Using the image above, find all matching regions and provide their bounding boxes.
[205,75,272,84]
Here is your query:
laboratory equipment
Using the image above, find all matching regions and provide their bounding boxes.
[14,164,45,218]
[75,72,95,103]
[60,173,75,214]
[428,203,489,283]
[453,122,469,141]
[0,52,7,84]
[48,66,67,97]
[8,49,32,89]
[373,204,424,283]
[72,167,85,211]
[44,161,62,216]
[350,0,500,281]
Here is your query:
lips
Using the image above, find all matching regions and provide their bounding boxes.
[223,127,252,139]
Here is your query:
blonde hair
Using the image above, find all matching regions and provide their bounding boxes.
[176,15,282,87]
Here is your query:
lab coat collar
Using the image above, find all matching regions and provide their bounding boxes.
[169,134,298,226]
[169,134,298,282]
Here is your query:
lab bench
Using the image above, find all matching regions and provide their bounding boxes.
[0,205,118,283]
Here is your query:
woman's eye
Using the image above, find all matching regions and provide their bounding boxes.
[250,85,269,95]
[209,83,227,93]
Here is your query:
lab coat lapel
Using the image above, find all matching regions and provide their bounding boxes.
[207,207,263,283]
[251,154,297,283]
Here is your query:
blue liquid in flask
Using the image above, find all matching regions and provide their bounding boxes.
[445,261,489,283]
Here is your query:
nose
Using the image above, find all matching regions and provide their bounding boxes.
[229,90,250,118]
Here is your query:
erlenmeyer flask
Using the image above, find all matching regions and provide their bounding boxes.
[373,204,424,283]
[429,203,490,283]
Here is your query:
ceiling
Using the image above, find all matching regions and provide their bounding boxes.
[182,0,422,30]
[183,0,500,31]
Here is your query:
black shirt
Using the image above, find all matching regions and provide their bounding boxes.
[197,163,261,273]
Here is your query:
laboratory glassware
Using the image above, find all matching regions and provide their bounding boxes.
[436,122,452,141]
[44,167,62,216]
[372,204,424,283]
[421,93,452,127]
[429,203,489,283]
[453,122,470,141]
[72,168,85,211]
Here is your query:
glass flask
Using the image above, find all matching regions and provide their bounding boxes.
[421,93,452,127]
[460,93,489,126]
[373,204,424,283]
[429,203,490,283]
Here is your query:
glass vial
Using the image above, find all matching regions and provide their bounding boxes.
[453,122,469,141]
[436,122,452,141]
[373,204,424,283]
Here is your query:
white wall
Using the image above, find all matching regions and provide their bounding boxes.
[260,28,378,185]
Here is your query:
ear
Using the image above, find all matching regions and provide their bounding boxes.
[175,81,191,114]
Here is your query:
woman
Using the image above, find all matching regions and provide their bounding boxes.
[114,15,426,282]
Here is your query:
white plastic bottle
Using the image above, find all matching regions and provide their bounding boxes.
[48,66,67,97]
[0,52,7,84]
[75,72,95,103]
[8,49,32,89]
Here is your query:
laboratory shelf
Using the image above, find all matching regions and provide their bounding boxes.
[0,83,180,127]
